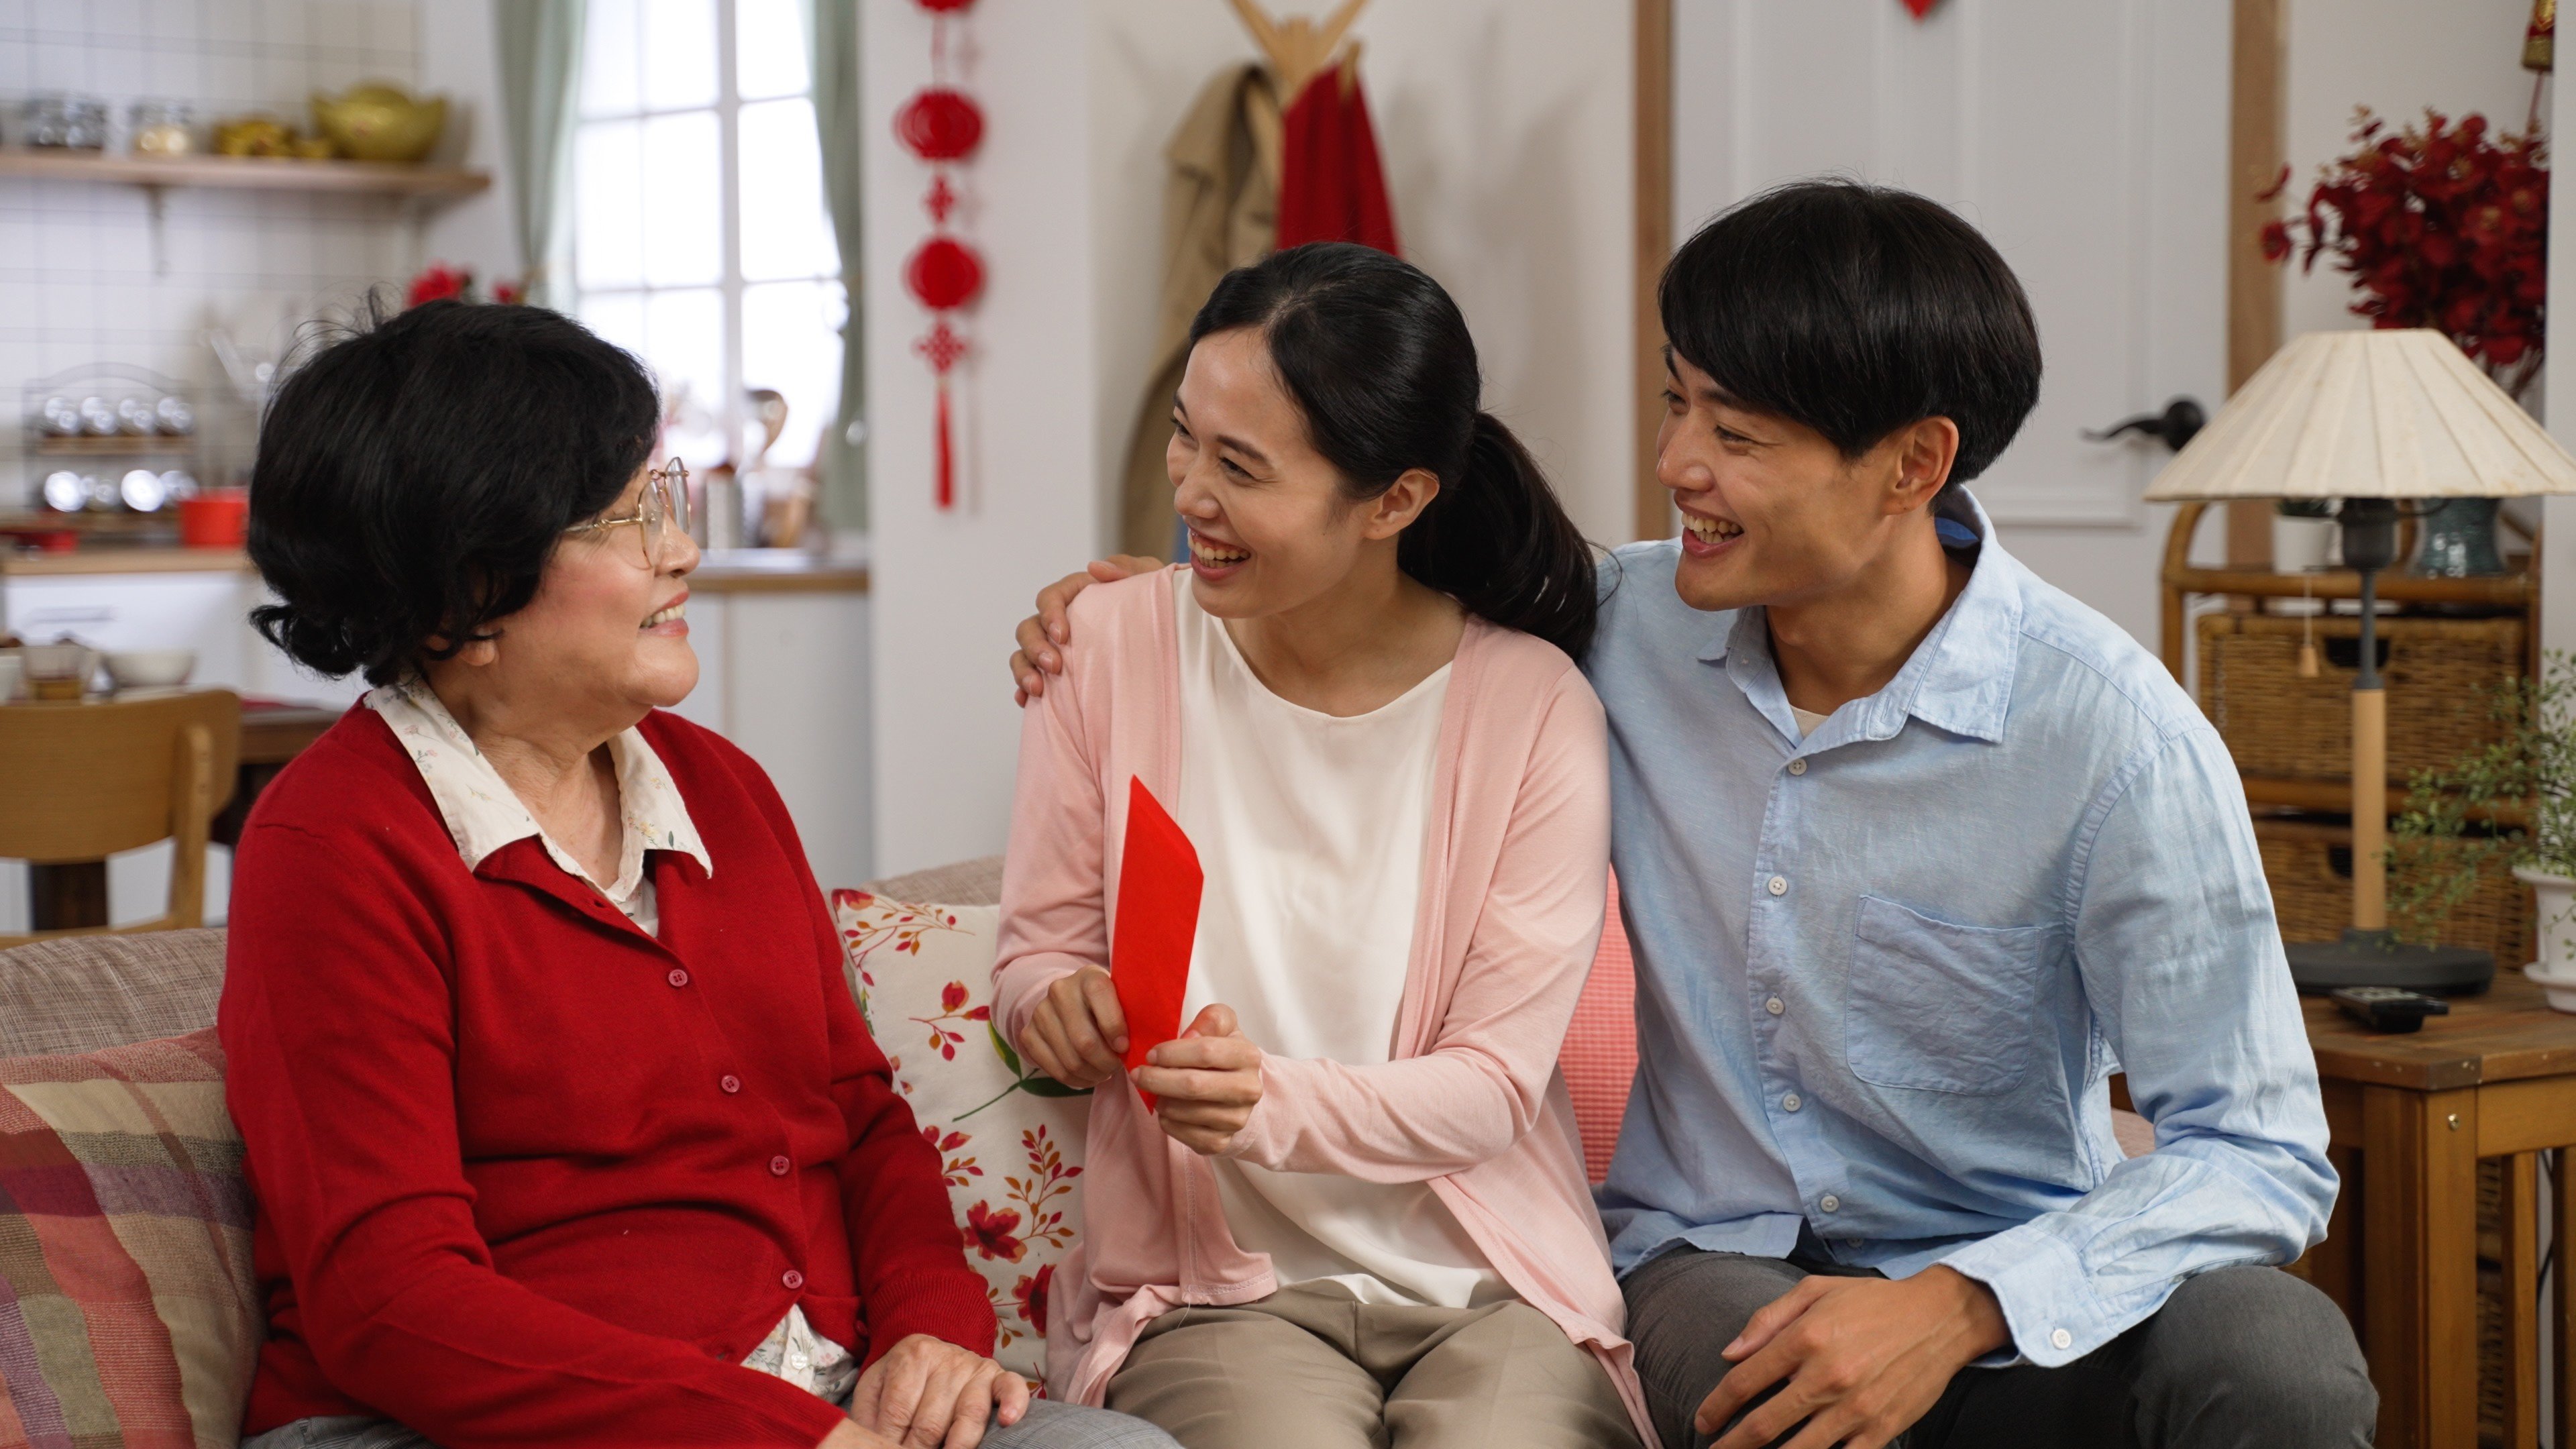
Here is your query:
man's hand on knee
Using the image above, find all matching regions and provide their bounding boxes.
[1696,1266,2008,1449]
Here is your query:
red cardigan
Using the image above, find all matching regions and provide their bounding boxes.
[219,706,992,1449]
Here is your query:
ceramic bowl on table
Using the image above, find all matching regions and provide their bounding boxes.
[103,649,196,692]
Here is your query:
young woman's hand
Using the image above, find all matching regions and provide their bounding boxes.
[1020,965,1131,1088]
[1010,555,1165,704]
[1135,1004,1265,1155]
[847,1333,1032,1449]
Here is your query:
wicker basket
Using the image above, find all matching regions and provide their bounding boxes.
[2252,815,2532,965]
[2198,613,2524,784]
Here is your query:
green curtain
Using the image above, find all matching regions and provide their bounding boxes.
[494,0,587,310]
[806,0,867,531]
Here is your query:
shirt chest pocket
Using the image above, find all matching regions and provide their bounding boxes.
[1844,894,2053,1095]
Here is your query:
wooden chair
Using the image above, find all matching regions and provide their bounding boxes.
[0,691,241,947]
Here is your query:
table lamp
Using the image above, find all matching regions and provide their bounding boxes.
[2145,329,2576,993]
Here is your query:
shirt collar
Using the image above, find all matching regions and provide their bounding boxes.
[1698,488,2022,747]
[365,679,713,898]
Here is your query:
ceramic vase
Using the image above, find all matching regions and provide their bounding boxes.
[2414,498,2506,577]
[2511,865,2576,1012]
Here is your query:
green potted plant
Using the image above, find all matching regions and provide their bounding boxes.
[2391,650,2576,1009]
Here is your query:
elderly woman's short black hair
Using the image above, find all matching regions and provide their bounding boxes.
[1660,178,2042,487]
[248,299,659,686]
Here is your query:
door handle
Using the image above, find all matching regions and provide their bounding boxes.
[2084,396,2206,453]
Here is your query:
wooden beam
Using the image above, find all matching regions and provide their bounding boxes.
[1633,0,1674,542]
[2224,0,2286,568]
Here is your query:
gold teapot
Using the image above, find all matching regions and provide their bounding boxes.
[309,83,446,164]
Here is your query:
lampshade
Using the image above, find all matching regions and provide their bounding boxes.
[2143,328,2576,503]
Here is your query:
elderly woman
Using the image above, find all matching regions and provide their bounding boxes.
[221,301,1176,1449]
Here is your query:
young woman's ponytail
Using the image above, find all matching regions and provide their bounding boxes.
[1396,412,1595,658]
[1189,242,1601,659]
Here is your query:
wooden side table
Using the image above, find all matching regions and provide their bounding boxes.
[2302,973,2576,1449]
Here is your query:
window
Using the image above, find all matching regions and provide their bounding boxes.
[572,0,844,475]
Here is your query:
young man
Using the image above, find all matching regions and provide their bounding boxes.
[1009,180,2374,1449]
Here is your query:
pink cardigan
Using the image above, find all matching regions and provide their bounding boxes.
[994,569,1650,1439]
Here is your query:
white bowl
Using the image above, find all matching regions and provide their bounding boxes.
[103,649,195,690]
[2525,963,2576,1014]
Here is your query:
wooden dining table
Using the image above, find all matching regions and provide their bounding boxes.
[23,694,343,931]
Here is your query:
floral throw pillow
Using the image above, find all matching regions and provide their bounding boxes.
[830,891,1091,1381]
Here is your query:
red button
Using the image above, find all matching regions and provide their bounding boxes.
[667,968,690,988]
[769,1155,792,1176]
[720,1075,742,1094]
[782,1269,805,1291]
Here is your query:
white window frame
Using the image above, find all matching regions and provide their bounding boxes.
[570,0,839,471]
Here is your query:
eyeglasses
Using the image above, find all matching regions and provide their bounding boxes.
[566,460,693,569]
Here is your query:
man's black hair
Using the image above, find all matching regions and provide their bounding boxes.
[1660,178,2042,487]
[248,299,660,686]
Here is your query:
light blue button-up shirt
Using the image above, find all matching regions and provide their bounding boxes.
[1589,490,2336,1368]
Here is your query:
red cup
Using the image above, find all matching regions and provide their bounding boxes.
[178,489,250,549]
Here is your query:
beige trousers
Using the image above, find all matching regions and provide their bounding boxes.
[1105,1283,1640,1449]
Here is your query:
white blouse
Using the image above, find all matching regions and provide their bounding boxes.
[365,681,857,1399]
[1171,576,1510,1309]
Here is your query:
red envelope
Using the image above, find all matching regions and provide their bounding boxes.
[1111,777,1203,1108]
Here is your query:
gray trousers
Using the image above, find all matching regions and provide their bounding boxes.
[1106,1281,1641,1449]
[1621,1245,2377,1449]
[241,1397,1179,1449]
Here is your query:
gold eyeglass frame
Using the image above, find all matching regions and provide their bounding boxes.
[566,459,693,568]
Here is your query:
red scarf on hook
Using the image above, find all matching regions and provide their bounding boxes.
[1277,63,1399,256]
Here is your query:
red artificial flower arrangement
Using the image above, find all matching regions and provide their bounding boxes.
[403,263,527,309]
[2263,109,2548,396]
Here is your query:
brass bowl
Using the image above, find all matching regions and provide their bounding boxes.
[309,83,445,164]
[215,115,297,157]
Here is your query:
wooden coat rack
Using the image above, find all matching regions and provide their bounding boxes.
[1227,0,1369,99]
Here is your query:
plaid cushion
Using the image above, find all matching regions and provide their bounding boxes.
[0,1028,258,1449]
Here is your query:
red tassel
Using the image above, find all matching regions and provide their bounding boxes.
[935,378,955,510]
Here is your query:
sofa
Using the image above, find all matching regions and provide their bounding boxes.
[0,859,2150,1449]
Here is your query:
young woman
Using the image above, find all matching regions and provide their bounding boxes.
[993,243,1652,1449]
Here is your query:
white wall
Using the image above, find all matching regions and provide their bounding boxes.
[417,0,519,282]
[863,0,1100,875]
[867,0,1638,872]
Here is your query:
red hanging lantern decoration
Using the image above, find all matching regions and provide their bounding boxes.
[898,0,984,510]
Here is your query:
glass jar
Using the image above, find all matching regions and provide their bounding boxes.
[21,95,72,148]
[60,97,108,151]
[129,101,197,156]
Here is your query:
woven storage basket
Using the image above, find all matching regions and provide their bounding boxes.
[2198,613,2524,784]
[2252,815,2532,965]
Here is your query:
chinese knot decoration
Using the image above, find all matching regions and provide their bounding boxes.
[898,0,983,509]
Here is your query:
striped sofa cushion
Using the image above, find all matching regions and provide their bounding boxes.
[0,1028,257,1449]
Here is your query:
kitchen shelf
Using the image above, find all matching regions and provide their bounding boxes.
[0,149,490,199]
[34,435,197,458]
